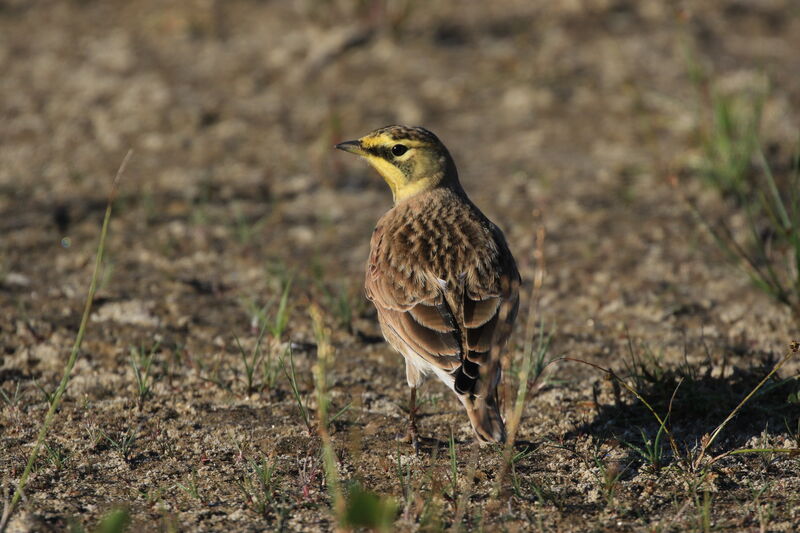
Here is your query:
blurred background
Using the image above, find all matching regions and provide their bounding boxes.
[3,0,798,345]
[1,0,799,530]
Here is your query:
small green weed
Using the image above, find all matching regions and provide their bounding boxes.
[509,446,536,499]
[43,441,69,470]
[237,456,278,516]
[100,428,137,463]
[174,469,201,501]
[279,347,313,435]
[685,69,800,323]
[233,323,268,396]
[698,84,765,199]
[0,382,21,408]
[130,340,160,409]
[343,482,398,533]
[237,280,293,395]
[622,424,668,473]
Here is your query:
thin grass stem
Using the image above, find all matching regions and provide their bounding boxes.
[0,150,131,532]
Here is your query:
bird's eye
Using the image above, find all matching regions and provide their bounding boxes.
[391,144,408,157]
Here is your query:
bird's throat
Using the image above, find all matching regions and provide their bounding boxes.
[363,154,453,204]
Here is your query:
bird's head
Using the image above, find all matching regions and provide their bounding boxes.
[335,125,459,203]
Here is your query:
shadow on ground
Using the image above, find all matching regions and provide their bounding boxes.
[570,345,800,464]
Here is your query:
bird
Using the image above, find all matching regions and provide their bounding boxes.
[335,125,520,447]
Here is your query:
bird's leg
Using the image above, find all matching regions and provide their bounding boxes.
[407,386,420,454]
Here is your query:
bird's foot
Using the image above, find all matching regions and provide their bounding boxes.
[406,420,420,455]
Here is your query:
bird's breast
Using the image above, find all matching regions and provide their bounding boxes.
[368,192,503,300]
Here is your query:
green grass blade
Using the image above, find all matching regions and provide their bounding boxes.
[0,150,131,532]
[757,149,791,230]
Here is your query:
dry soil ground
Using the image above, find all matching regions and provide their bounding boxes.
[1,0,800,531]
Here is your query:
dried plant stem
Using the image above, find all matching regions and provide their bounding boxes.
[0,150,131,533]
[694,341,799,469]
[564,340,799,473]
[561,356,682,462]
[310,306,346,527]
[491,224,546,504]
[508,225,546,442]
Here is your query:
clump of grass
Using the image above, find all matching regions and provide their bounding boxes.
[689,145,800,323]
[406,445,444,529]
[130,340,160,409]
[0,151,131,532]
[683,73,800,324]
[100,428,137,463]
[236,456,279,516]
[260,349,282,396]
[0,382,21,408]
[244,278,292,340]
[280,347,313,435]
[234,323,268,396]
[694,489,713,533]
[266,279,292,340]
[622,423,668,473]
[688,343,799,470]
[237,280,293,395]
[277,304,352,434]
[749,483,774,532]
[453,443,480,532]
[43,441,70,471]
[508,446,536,499]
[698,83,766,199]
[83,421,105,450]
[564,341,800,474]
[173,469,201,502]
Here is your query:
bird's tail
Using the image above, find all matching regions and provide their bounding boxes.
[462,392,506,444]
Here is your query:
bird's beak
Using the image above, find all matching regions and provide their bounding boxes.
[335,139,366,156]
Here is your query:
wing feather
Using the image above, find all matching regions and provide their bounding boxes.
[408,303,454,333]
[463,297,500,328]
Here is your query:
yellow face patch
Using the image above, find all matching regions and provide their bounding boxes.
[360,153,407,199]
[360,152,439,202]
[337,126,451,204]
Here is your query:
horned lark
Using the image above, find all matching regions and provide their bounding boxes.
[336,125,520,446]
